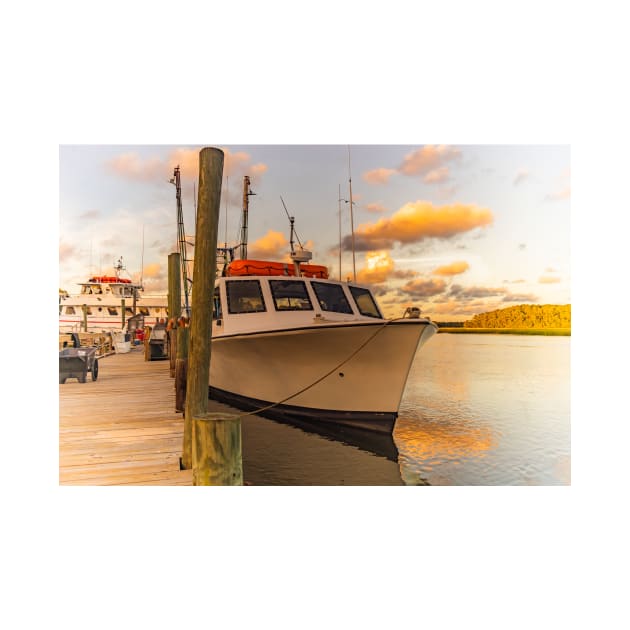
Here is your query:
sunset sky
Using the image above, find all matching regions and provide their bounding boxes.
[59,144,570,320]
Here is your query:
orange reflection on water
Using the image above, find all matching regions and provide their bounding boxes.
[394,416,496,465]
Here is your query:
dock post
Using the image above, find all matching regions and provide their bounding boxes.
[192,413,242,485]
[121,298,126,330]
[175,325,189,412]
[168,252,181,377]
[82,304,88,332]
[182,147,225,471]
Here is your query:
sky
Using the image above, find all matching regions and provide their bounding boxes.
[59,144,570,320]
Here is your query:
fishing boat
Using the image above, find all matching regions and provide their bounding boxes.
[59,258,169,333]
[208,252,437,433]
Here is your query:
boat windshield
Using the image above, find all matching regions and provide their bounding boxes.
[310,282,353,314]
[349,286,382,318]
[226,280,266,314]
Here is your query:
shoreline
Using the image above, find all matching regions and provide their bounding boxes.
[437,327,570,336]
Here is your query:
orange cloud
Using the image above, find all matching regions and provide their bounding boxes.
[362,168,396,185]
[399,145,461,176]
[348,200,493,250]
[365,202,388,213]
[143,263,162,278]
[423,166,450,183]
[433,261,470,276]
[356,251,416,285]
[538,275,561,283]
[248,230,289,260]
[106,153,165,181]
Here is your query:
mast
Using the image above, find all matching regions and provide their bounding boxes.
[348,146,356,281]
[171,165,191,317]
[240,175,255,259]
[338,184,343,280]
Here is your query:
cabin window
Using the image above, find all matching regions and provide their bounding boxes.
[269,280,313,311]
[108,307,118,316]
[85,307,93,315]
[311,282,353,314]
[349,287,382,318]
[125,307,134,315]
[66,306,76,315]
[138,307,150,316]
[213,287,223,320]
[226,280,266,314]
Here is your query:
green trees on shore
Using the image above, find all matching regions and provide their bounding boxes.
[464,304,571,329]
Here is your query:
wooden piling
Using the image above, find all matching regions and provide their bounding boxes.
[121,298,126,330]
[82,304,88,332]
[192,413,242,485]
[175,326,189,412]
[168,253,181,378]
[182,147,224,470]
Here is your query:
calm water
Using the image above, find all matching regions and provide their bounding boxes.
[394,333,571,485]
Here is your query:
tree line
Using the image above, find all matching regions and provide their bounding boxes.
[463,304,571,329]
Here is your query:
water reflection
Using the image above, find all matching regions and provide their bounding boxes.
[263,415,400,462]
[394,416,496,485]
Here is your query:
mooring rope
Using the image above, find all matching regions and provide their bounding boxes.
[230,318,402,421]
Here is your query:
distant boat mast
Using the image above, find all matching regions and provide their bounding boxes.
[348,146,356,281]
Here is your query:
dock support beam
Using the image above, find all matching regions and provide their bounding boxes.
[192,413,242,485]
[168,252,181,378]
[175,326,189,412]
[182,147,225,471]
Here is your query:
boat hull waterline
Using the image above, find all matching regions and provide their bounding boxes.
[209,319,436,433]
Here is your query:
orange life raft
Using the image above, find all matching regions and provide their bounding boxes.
[226,260,329,279]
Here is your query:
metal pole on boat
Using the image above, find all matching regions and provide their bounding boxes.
[348,146,356,282]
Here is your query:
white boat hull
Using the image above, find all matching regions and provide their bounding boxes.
[209,319,436,432]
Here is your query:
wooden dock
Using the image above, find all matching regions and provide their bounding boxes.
[60,348,198,485]
[59,345,405,486]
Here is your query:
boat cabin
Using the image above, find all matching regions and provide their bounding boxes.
[80,277,136,298]
[212,275,384,336]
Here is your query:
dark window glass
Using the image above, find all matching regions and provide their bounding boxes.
[108,307,118,316]
[66,306,76,315]
[125,307,134,315]
[349,286,382,318]
[311,282,353,314]
[269,280,313,311]
[213,286,222,320]
[226,280,266,314]
[138,307,149,316]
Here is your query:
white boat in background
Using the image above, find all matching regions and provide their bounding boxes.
[208,257,437,433]
[59,258,168,333]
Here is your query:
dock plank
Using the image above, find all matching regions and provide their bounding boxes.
[59,348,192,485]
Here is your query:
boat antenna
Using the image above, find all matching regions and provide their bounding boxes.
[170,165,191,316]
[224,176,229,249]
[338,184,345,281]
[348,146,356,282]
[280,196,304,250]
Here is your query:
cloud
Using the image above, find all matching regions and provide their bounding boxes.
[432,260,470,276]
[401,277,447,297]
[513,169,529,186]
[356,251,417,285]
[362,168,396,185]
[59,241,79,262]
[518,243,527,250]
[399,145,461,177]
[343,200,493,251]
[449,284,507,298]
[365,202,388,213]
[505,278,526,283]
[80,210,100,220]
[106,147,268,187]
[502,292,539,302]
[538,275,561,283]
[545,186,571,201]
[248,230,289,260]
[423,166,450,184]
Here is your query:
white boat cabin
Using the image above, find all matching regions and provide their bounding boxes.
[212,276,385,336]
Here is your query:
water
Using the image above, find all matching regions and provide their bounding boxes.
[394,333,571,485]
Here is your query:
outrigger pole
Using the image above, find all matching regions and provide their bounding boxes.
[171,165,191,317]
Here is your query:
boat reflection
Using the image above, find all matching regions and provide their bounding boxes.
[261,414,401,462]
